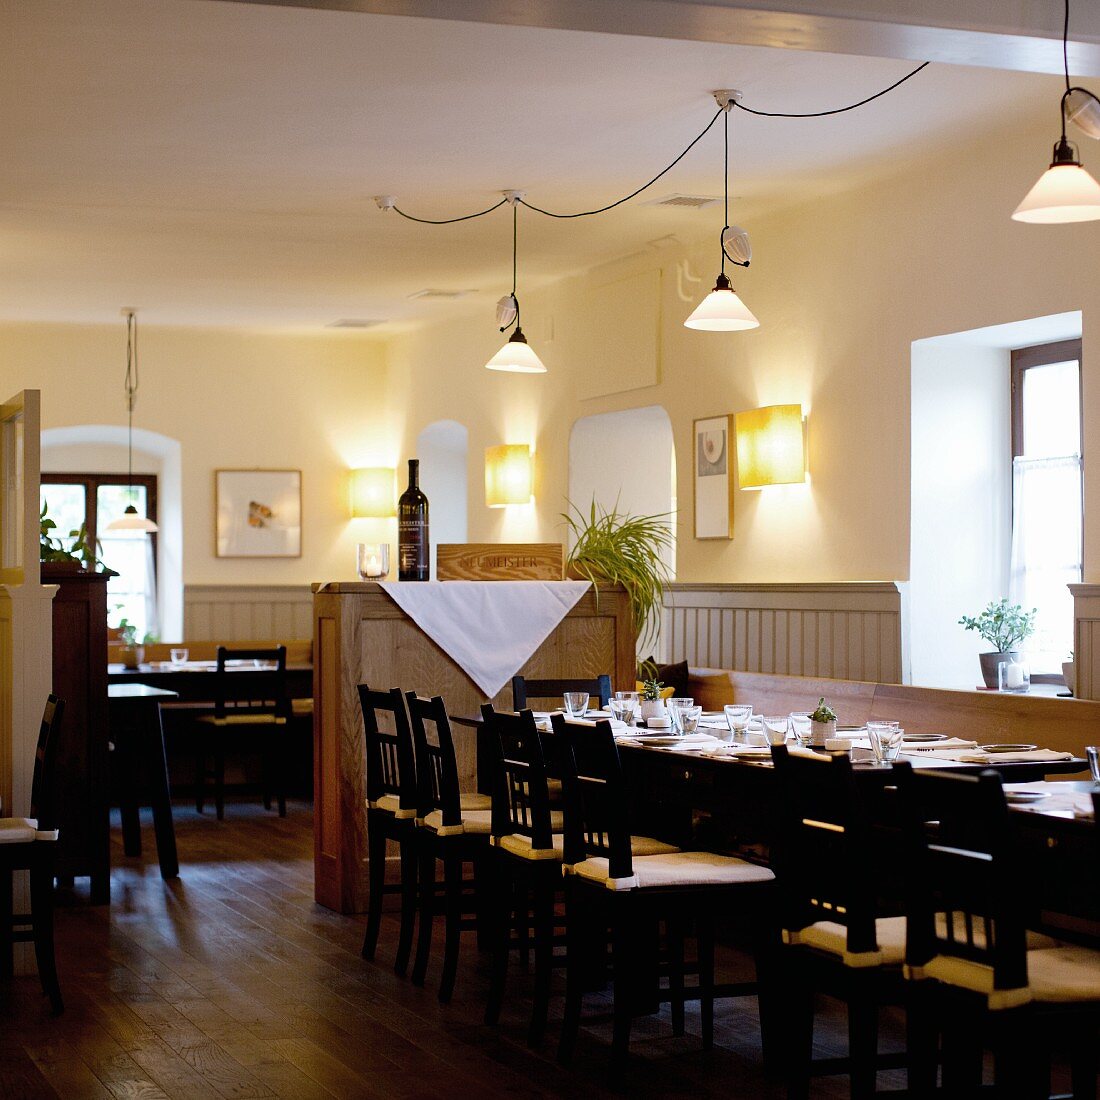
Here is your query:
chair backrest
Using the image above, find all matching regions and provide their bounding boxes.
[894,762,1027,991]
[769,744,881,953]
[406,693,462,826]
[357,685,417,814]
[552,714,634,878]
[481,705,556,850]
[211,646,289,720]
[511,675,612,711]
[30,694,64,831]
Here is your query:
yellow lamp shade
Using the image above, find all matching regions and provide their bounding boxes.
[485,444,533,507]
[349,467,396,518]
[735,405,805,489]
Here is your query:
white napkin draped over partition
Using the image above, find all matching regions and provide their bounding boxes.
[378,580,591,699]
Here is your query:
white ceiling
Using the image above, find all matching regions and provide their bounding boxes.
[0,0,1060,332]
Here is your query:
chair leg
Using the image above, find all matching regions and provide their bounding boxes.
[194,744,205,813]
[752,918,785,1075]
[29,859,62,1015]
[557,878,584,1065]
[261,737,272,812]
[411,846,436,987]
[698,914,715,1051]
[848,990,879,1100]
[438,852,463,1003]
[214,745,225,821]
[276,733,287,818]
[394,833,418,977]
[667,917,686,1038]
[610,911,633,1068]
[941,998,982,1094]
[528,869,555,1048]
[484,854,511,1026]
[362,815,387,961]
[1069,1017,1098,1100]
[0,867,12,979]
[905,979,939,1096]
[784,957,815,1100]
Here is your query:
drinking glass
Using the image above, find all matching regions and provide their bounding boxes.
[666,697,694,734]
[170,647,189,666]
[762,716,789,746]
[675,705,703,735]
[723,704,754,744]
[867,721,904,765]
[1087,746,1100,785]
[609,698,637,726]
[614,690,640,704]
[357,543,390,580]
[788,711,812,745]
[563,692,590,718]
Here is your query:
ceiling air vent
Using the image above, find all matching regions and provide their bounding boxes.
[327,319,384,329]
[643,193,722,209]
[408,288,477,300]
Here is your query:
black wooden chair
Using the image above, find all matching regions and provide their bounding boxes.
[406,693,493,1002]
[770,744,909,1099]
[511,675,612,712]
[0,694,65,1014]
[481,705,566,1046]
[358,686,419,976]
[194,646,290,819]
[554,715,775,1066]
[895,763,1100,1097]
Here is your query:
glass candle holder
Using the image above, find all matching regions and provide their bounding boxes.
[357,543,390,580]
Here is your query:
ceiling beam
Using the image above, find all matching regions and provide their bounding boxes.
[209,0,1100,76]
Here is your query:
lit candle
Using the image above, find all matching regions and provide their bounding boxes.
[365,554,381,577]
[356,543,390,581]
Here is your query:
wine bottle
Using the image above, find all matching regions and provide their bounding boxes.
[397,458,430,581]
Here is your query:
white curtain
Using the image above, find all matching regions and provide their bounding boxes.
[1009,454,1081,672]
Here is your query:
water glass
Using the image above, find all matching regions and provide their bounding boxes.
[673,705,703,735]
[867,721,904,765]
[609,697,637,726]
[788,711,812,745]
[170,647,189,666]
[563,692,590,718]
[723,704,754,744]
[1088,746,1100,784]
[762,716,789,746]
[614,690,640,705]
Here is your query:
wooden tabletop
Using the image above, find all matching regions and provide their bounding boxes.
[108,683,180,700]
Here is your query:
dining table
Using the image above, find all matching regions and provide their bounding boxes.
[107,659,313,702]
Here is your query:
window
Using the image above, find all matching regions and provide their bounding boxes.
[1009,340,1082,673]
[40,474,158,637]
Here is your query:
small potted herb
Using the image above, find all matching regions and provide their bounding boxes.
[958,598,1037,689]
[809,697,837,745]
[115,616,157,670]
[639,678,667,723]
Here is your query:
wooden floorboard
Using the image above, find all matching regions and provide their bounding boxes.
[0,799,1076,1098]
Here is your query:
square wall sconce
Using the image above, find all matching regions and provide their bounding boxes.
[735,404,806,489]
[349,467,396,518]
[485,444,533,508]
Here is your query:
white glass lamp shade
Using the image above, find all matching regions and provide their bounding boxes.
[1066,88,1100,140]
[485,444,533,507]
[684,274,760,331]
[349,466,396,518]
[106,504,159,532]
[1013,142,1100,223]
[484,327,547,373]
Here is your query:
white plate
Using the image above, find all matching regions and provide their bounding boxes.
[1004,790,1051,803]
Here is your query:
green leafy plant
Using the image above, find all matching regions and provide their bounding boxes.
[958,598,1037,652]
[40,501,103,569]
[641,678,665,701]
[562,498,674,650]
[810,697,837,723]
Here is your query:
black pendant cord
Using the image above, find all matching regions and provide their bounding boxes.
[392,197,509,224]
[1056,0,1100,150]
[502,201,522,333]
[124,311,138,497]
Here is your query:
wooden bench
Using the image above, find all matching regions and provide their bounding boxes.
[108,638,313,667]
[689,667,1100,759]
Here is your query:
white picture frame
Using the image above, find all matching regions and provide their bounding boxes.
[693,415,734,540]
[215,468,302,558]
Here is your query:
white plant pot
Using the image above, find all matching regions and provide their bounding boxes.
[639,699,666,722]
[809,718,836,746]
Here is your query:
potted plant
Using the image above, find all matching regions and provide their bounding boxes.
[114,614,157,670]
[958,598,1037,689]
[40,501,103,574]
[562,498,673,652]
[639,678,667,723]
[809,697,837,746]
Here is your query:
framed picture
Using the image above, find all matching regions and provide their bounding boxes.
[215,469,301,558]
[693,415,734,540]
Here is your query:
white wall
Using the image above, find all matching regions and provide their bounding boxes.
[910,339,1010,687]
[416,419,468,575]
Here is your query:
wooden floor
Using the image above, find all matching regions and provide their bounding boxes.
[2,800,918,1098]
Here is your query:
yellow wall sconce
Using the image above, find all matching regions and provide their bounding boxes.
[735,404,806,489]
[485,444,533,507]
[349,467,396,518]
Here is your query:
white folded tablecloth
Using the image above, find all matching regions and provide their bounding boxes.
[378,580,591,699]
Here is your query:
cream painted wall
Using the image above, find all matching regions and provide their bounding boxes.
[384,106,1100,588]
[0,324,389,586]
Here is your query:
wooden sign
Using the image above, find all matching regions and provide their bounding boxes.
[436,543,564,581]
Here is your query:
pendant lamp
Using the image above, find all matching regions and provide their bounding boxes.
[485,194,547,373]
[1013,0,1100,224]
[685,92,759,331]
[106,310,159,533]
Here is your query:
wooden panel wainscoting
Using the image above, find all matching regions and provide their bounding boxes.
[184,583,313,641]
[311,580,636,913]
[1071,583,1100,700]
[661,581,906,684]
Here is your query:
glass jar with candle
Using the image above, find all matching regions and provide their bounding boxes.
[357,543,390,580]
[997,658,1030,693]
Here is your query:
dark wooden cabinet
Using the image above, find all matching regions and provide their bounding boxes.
[46,566,111,903]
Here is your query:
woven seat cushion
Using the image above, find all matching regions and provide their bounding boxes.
[365,794,416,820]
[420,808,493,836]
[458,792,492,812]
[196,714,287,726]
[0,817,56,843]
[496,831,680,863]
[569,849,775,892]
